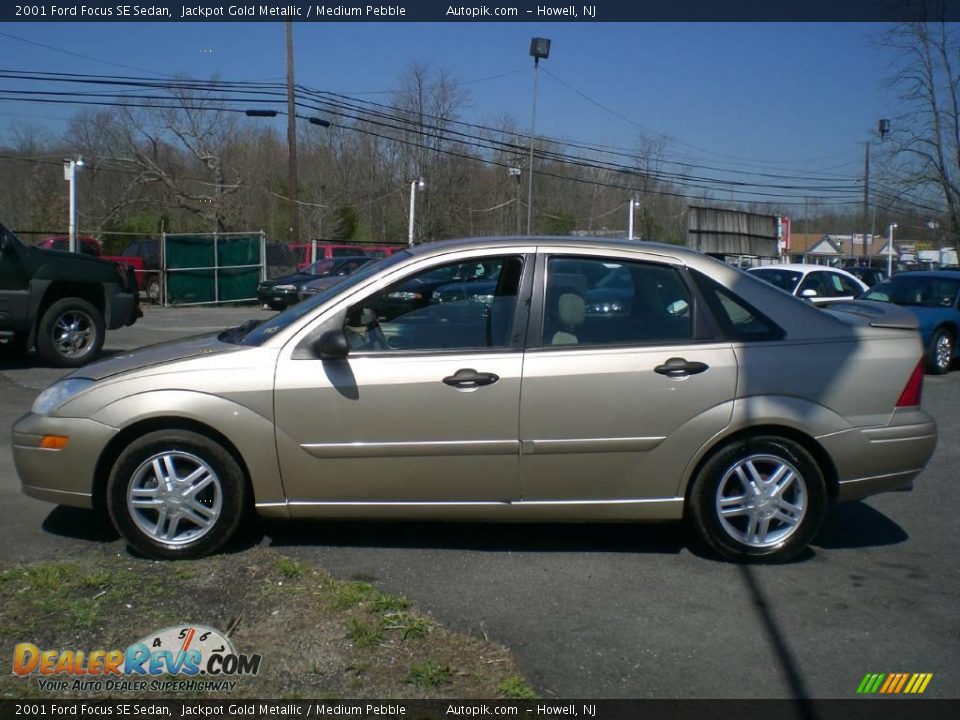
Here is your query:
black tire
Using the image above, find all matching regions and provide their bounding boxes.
[926,327,953,375]
[146,275,162,304]
[35,297,105,367]
[689,435,827,563]
[106,430,248,560]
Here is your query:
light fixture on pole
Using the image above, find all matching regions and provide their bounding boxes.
[408,178,426,246]
[887,222,898,279]
[63,156,84,253]
[527,37,550,236]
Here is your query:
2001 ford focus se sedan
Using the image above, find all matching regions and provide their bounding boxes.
[13,237,937,562]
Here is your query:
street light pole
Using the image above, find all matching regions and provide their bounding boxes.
[628,196,639,240]
[285,20,300,245]
[63,156,84,253]
[527,37,551,236]
[887,223,898,278]
[508,167,522,235]
[408,178,425,246]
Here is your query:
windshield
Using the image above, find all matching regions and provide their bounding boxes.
[863,275,960,308]
[749,268,803,293]
[306,259,336,275]
[236,250,411,346]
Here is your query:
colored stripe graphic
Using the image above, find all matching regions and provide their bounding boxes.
[858,673,932,694]
[857,673,886,694]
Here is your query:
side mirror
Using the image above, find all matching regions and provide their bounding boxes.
[314,329,349,360]
[800,288,818,298]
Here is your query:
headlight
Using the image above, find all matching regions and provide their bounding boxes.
[32,378,95,416]
[273,284,297,292]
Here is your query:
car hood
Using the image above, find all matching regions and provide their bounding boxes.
[260,271,315,287]
[302,275,348,290]
[68,332,245,382]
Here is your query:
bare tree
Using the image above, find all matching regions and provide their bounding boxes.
[884,2,960,249]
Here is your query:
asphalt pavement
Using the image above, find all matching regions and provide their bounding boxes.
[1,305,957,699]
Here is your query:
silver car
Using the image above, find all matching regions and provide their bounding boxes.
[13,238,937,562]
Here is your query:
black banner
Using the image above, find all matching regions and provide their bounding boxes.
[1,700,959,720]
[4,0,960,23]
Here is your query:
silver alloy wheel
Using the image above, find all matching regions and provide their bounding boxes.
[935,333,952,371]
[52,310,94,357]
[126,451,223,547]
[715,454,807,548]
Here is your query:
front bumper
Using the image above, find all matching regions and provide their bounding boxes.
[257,287,299,307]
[819,408,937,502]
[13,412,118,509]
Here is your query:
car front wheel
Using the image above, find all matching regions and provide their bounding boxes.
[36,297,106,367]
[689,436,826,562]
[107,430,248,559]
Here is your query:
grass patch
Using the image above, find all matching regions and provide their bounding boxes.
[275,557,304,579]
[371,592,410,614]
[345,617,384,648]
[384,612,433,640]
[0,548,530,700]
[330,580,379,610]
[406,661,453,688]
[498,675,538,699]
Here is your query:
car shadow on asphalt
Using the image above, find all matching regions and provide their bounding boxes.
[263,519,689,555]
[42,506,120,544]
[812,500,909,549]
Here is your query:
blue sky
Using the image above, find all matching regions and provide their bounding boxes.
[2,22,892,183]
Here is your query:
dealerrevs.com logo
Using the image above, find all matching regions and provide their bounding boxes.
[12,625,261,693]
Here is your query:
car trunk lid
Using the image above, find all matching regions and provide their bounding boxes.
[821,300,919,331]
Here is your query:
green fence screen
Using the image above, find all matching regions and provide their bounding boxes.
[163,233,264,305]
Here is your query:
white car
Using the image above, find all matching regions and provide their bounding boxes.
[748,264,869,305]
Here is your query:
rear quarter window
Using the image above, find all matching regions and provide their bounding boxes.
[691,269,785,342]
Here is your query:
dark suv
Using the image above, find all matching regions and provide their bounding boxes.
[0,224,140,367]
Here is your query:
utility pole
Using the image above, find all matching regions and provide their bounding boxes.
[285,20,300,245]
[862,141,870,262]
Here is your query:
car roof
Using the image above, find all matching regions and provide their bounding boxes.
[894,270,960,278]
[750,263,845,273]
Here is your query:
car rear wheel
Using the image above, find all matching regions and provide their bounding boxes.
[689,436,826,562]
[36,297,105,367]
[107,430,248,560]
[927,328,953,375]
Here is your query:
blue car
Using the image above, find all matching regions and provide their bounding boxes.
[860,270,960,374]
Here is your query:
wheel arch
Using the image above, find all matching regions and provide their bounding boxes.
[92,417,254,515]
[682,424,840,514]
[37,281,106,320]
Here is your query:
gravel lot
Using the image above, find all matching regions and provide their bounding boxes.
[1,305,958,699]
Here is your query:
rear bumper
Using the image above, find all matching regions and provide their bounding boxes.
[819,408,937,502]
[105,284,140,329]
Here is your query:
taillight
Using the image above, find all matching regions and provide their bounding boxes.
[896,359,925,407]
[114,263,128,289]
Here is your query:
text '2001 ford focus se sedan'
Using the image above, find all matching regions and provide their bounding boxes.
[13,238,937,562]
